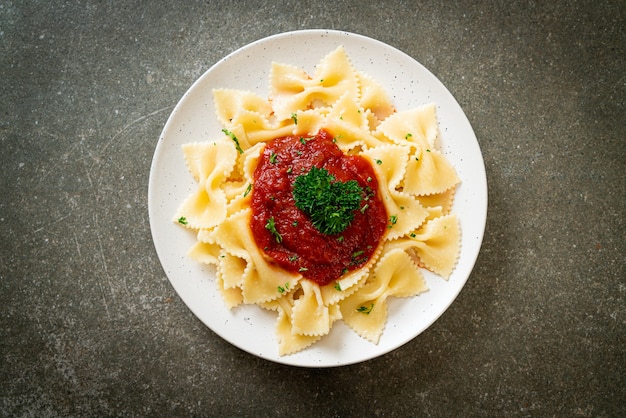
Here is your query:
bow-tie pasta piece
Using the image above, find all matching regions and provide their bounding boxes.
[269,46,360,121]
[340,248,427,343]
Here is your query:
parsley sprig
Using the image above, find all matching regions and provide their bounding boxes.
[292,166,363,235]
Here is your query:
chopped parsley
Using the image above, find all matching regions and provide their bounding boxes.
[243,183,252,197]
[357,303,374,315]
[352,249,365,259]
[351,249,367,265]
[221,128,243,154]
[177,216,188,225]
[291,113,298,125]
[278,282,290,294]
[265,217,282,243]
[292,166,364,235]
[269,152,278,164]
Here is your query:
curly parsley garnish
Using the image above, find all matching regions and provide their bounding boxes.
[292,166,363,235]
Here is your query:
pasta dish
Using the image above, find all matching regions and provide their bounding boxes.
[173,46,460,355]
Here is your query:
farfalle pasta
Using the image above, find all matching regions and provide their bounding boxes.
[174,46,461,355]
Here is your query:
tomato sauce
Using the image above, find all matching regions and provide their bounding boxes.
[250,129,388,286]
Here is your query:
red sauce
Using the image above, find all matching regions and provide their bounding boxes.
[250,130,388,286]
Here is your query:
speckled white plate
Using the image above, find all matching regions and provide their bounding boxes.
[149,30,487,367]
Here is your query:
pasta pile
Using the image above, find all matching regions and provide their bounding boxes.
[174,46,461,355]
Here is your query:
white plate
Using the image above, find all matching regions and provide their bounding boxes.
[149,30,487,367]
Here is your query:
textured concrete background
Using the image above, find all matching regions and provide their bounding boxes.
[1,1,624,416]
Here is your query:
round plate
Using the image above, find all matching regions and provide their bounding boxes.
[148,30,487,367]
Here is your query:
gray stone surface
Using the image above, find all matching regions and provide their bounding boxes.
[1,1,624,416]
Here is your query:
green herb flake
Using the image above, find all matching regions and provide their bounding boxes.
[292,166,364,235]
[298,136,315,145]
[291,113,298,125]
[278,282,290,294]
[405,133,413,139]
[334,282,342,291]
[269,152,278,164]
[177,216,188,225]
[357,303,374,315]
[375,159,383,165]
[352,250,365,259]
[299,266,308,272]
[265,217,282,243]
[243,183,252,197]
[222,128,243,154]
